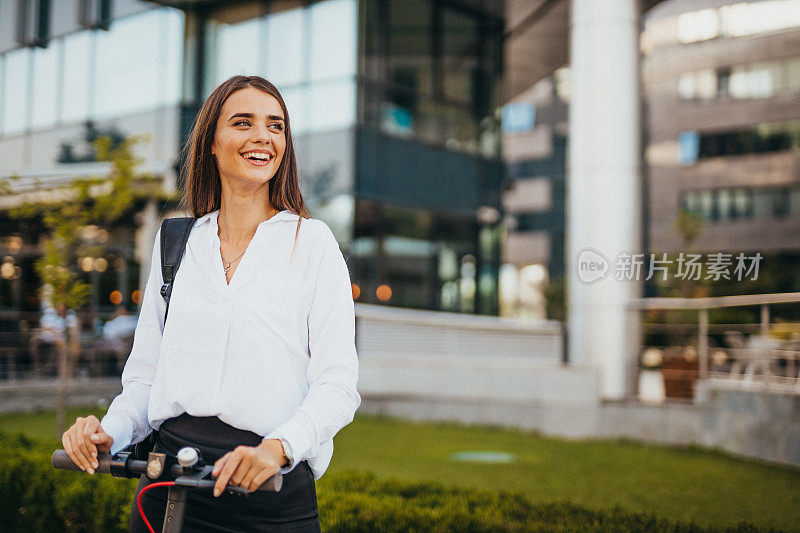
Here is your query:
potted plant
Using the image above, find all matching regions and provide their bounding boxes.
[662,346,699,400]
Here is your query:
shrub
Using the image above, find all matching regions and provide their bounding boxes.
[0,434,761,532]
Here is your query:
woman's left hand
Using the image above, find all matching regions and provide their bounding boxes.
[212,440,285,497]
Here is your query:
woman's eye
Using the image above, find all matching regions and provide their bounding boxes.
[233,120,283,132]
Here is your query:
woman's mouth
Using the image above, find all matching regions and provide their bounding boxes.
[240,151,274,166]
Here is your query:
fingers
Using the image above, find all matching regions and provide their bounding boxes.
[229,448,255,487]
[249,469,273,493]
[73,418,94,473]
[213,446,280,494]
[89,426,114,453]
[213,450,242,497]
[212,453,229,478]
[63,417,96,473]
[62,428,81,471]
[238,462,260,492]
[82,416,99,461]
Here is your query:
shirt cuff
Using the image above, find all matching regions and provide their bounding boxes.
[100,414,132,456]
[265,412,316,474]
[262,437,295,474]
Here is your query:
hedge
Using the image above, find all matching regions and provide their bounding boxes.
[0,433,762,532]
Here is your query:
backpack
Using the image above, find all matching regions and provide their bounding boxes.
[122,213,303,459]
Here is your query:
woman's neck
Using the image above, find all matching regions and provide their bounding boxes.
[217,188,278,245]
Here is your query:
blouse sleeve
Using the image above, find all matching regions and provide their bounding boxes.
[265,222,361,471]
[100,227,166,455]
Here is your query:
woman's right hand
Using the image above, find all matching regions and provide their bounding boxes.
[61,415,114,474]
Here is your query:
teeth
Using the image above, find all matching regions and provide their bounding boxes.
[242,152,271,161]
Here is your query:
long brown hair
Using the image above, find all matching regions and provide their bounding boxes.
[179,75,310,220]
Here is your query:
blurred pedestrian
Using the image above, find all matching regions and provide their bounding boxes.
[30,302,77,376]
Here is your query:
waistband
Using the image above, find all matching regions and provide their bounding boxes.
[156,413,264,462]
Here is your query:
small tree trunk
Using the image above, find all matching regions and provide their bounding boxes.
[55,319,80,439]
[55,338,69,439]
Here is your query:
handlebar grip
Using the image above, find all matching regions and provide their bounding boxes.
[259,472,282,492]
[205,472,282,492]
[52,450,112,474]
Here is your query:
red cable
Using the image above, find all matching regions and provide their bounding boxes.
[137,481,175,533]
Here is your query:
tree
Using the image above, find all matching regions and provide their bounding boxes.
[2,134,173,438]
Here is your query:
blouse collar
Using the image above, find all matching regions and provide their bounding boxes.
[194,209,299,227]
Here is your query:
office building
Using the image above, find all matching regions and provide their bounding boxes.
[0,0,505,320]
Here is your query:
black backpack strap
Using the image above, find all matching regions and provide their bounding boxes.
[159,217,196,323]
[124,217,194,459]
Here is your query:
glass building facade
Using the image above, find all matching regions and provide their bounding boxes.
[0,0,505,316]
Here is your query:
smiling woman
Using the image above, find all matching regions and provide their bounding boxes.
[181,77,305,223]
[210,90,287,207]
[60,75,360,533]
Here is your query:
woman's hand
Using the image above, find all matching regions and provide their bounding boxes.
[61,415,114,474]
[212,440,286,497]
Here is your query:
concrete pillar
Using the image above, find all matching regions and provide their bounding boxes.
[566,0,642,399]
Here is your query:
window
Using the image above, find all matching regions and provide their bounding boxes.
[681,186,794,222]
[213,17,263,88]
[308,0,357,82]
[0,7,182,135]
[442,9,479,105]
[361,0,502,155]
[281,86,308,134]
[2,48,31,135]
[730,62,781,99]
[677,69,716,99]
[697,120,800,159]
[717,67,730,97]
[785,58,800,91]
[683,191,699,213]
[753,189,780,218]
[678,8,720,43]
[732,189,753,219]
[61,31,92,123]
[789,187,800,216]
[0,57,4,134]
[31,41,60,129]
[699,190,714,220]
[94,9,183,118]
[265,9,305,87]
[680,56,800,100]
[307,79,356,132]
[716,188,732,221]
[205,0,357,135]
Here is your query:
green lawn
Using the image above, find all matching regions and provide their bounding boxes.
[4,407,799,531]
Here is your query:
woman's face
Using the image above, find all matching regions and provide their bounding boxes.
[211,87,287,189]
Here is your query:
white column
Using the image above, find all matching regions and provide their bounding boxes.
[566,0,642,399]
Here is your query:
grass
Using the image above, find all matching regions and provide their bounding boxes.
[4,406,799,531]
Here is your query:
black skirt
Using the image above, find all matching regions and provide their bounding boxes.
[128,413,321,533]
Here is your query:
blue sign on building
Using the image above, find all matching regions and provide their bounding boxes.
[502,102,536,134]
[679,131,700,165]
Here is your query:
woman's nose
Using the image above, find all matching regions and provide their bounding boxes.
[250,124,272,143]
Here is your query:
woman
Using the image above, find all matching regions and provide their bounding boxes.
[61,75,361,532]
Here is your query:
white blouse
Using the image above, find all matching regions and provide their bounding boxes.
[100,209,361,479]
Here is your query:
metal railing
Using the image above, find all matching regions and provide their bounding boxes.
[631,292,800,398]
